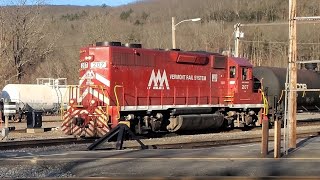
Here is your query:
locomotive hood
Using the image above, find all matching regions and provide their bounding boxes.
[230,57,253,67]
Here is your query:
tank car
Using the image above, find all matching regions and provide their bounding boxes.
[2,84,68,113]
[1,79,69,121]
[253,66,320,120]
[61,42,265,137]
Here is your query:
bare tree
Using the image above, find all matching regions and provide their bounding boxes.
[0,0,55,85]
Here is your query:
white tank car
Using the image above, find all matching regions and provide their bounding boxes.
[1,84,69,113]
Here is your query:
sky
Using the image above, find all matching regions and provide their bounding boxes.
[48,0,137,6]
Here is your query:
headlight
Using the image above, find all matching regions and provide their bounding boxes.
[84,55,94,61]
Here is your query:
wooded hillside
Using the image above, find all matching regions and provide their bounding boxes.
[0,0,319,86]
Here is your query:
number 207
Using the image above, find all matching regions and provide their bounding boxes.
[242,85,249,89]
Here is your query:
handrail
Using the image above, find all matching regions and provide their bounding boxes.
[114,85,123,119]
[60,86,69,120]
[133,86,236,107]
[61,85,79,120]
[262,79,269,116]
[260,89,269,115]
[277,90,284,104]
[259,78,269,116]
[98,85,109,123]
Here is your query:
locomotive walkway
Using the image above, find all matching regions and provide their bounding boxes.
[1,135,319,178]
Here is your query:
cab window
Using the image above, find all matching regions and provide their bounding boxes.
[229,66,236,78]
[242,67,249,80]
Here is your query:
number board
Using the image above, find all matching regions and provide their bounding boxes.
[91,62,107,68]
[80,62,89,69]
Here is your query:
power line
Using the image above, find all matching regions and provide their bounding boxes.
[297,60,320,63]
[295,16,320,21]
[240,21,320,27]
[241,40,320,45]
[241,40,287,44]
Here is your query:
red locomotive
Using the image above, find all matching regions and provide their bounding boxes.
[62,42,266,137]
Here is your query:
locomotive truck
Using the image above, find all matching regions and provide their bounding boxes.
[61,42,266,137]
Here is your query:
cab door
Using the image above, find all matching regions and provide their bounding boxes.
[226,64,238,104]
[228,65,237,92]
[237,66,252,101]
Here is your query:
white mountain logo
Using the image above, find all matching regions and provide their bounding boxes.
[147,69,170,90]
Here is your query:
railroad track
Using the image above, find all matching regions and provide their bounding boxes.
[0,138,94,150]
[151,131,320,150]
[297,120,320,126]
[2,124,320,151]
[90,128,320,150]
[0,175,317,180]
[2,131,319,151]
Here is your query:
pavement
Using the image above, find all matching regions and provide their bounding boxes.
[1,135,320,177]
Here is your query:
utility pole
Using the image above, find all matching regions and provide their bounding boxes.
[233,1,320,154]
[172,17,176,49]
[234,24,240,57]
[234,23,244,57]
[288,0,297,148]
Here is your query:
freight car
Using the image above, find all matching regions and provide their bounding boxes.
[253,66,320,121]
[1,78,69,121]
[61,42,266,137]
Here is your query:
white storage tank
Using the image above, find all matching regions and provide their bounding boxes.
[1,84,69,113]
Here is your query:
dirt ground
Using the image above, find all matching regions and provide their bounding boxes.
[0,116,73,141]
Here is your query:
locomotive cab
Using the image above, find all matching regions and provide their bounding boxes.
[220,57,264,127]
[226,57,260,105]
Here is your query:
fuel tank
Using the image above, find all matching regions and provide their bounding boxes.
[166,114,225,132]
[253,66,320,110]
[1,84,69,113]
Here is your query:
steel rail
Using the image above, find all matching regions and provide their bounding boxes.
[162,132,318,149]
[9,177,320,180]
[0,138,94,150]
[2,124,320,151]
[113,131,320,150]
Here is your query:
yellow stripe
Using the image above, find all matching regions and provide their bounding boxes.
[97,117,108,125]
[85,128,94,137]
[95,110,107,120]
[5,157,320,161]
[95,108,108,124]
